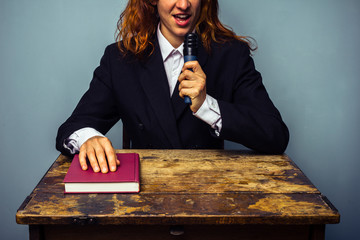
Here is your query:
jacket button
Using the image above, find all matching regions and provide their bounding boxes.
[138,123,144,130]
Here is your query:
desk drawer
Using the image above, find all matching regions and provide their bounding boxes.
[35,224,322,240]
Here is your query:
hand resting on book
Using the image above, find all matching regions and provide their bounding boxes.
[79,136,120,173]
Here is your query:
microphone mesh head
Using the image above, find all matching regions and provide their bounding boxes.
[184,33,198,56]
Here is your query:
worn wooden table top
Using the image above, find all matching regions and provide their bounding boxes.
[16,150,339,225]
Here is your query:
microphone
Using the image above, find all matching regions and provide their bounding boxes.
[183,33,198,104]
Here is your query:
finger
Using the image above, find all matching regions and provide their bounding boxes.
[179,78,196,98]
[94,148,109,173]
[178,71,189,83]
[180,79,205,94]
[179,70,205,87]
[87,149,100,173]
[184,61,205,75]
[78,148,88,171]
[179,88,196,100]
[182,60,199,72]
[180,69,195,80]
[103,143,117,172]
[179,78,195,89]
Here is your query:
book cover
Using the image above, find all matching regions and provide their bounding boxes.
[64,153,140,193]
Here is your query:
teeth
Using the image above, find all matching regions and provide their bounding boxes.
[175,15,189,19]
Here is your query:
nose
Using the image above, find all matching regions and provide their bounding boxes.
[176,0,190,10]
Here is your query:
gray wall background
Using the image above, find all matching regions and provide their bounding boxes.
[1,0,359,239]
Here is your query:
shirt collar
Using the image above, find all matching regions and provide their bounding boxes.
[157,23,184,62]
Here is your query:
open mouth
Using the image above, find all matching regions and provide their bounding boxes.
[173,14,191,23]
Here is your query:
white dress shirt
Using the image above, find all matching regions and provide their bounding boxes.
[64,25,222,154]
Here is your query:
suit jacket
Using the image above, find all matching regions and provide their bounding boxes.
[56,36,289,155]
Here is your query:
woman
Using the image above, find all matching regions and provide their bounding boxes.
[56,0,289,173]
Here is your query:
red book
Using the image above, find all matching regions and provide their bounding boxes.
[64,153,140,193]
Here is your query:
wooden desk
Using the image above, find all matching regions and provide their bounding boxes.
[16,150,339,240]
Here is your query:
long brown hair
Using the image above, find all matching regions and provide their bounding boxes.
[116,0,256,57]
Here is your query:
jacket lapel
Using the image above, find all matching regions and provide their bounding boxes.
[139,39,183,148]
[171,40,209,119]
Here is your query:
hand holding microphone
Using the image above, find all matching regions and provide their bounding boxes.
[179,33,207,113]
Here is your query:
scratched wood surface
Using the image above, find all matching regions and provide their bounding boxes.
[16,150,339,225]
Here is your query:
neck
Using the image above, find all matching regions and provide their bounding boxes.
[159,25,188,49]
[162,32,184,49]
[170,38,183,49]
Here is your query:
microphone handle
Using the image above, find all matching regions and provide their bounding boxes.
[183,55,197,104]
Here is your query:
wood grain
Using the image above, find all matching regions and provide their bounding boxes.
[16,150,339,226]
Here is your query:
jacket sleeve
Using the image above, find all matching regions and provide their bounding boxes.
[217,44,289,154]
[56,45,121,156]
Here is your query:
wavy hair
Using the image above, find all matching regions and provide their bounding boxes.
[116,0,256,57]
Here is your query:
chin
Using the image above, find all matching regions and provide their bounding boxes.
[176,28,193,37]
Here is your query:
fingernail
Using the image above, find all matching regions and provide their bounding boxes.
[111,166,116,172]
[82,165,87,170]
[94,167,100,172]
[102,167,108,173]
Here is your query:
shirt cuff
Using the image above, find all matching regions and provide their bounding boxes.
[193,95,222,136]
[63,127,105,154]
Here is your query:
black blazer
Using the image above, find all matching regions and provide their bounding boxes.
[56,36,289,155]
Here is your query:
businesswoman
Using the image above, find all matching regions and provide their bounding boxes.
[56,0,289,173]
